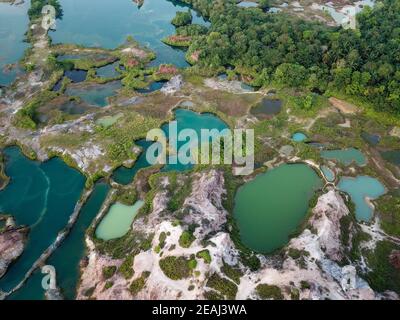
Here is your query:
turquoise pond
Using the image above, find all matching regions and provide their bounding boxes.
[65,81,122,107]
[0,147,85,293]
[321,148,366,166]
[0,0,29,86]
[292,132,307,142]
[112,109,229,185]
[161,109,229,172]
[338,176,386,221]
[50,0,209,67]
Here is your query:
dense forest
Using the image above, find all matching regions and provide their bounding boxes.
[26,0,400,114]
[179,0,400,114]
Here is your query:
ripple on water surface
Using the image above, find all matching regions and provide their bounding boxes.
[0,147,85,293]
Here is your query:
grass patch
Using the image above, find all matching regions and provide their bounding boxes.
[364,240,400,294]
[129,272,150,296]
[159,256,192,280]
[221,261,243,285]
[206,273,238,300]
[179,230,196,248]
[196,249,212,264]
[102,266,117,280]
[255,284,284,300]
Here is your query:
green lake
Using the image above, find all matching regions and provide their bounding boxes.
[65,81,122,107]
[95,200,144,241]
[321,148,366,166]
[51,0,209,67]
[0,0,29,86]
[234,164,322,253]
[0,147,85,293]
[338,176,386,221]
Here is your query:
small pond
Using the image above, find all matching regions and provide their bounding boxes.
[381,150,400,166]
[65,81,122,107]
[321,165,335,182]
[361,131,380,146]
[292,132,307,142]
[251,98,282,117]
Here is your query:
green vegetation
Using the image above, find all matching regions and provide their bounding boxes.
[204,290,224,300]
[166,173,192,212]
[171,10,193,27]
[179,230,196,248]
[300,280,311,290]
[256,284,284,300]
[364,240,400,294]
[196,249,212,264]
[182,0,400,115]
[158,232,167,249]
[159,256,192,280]
[287,248,310,269]
[206,273,238,300]
[221,261,243,285]
[102,266,117,280]
[118,254,135,279]
[13,91,58,129]
[129,272,150,296]
[376,194,400,237]
[28,0,63,20]
[104,281,114,290]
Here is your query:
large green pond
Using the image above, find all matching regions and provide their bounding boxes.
[51,0,209,67]
[321,148,366,166]
[0,0,29,86]
[0,147,85,293]
[95,200,144,241]
[234,164,322,253]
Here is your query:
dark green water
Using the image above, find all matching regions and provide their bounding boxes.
[65,81,122,107]
[0,147,85,293]
[51,0,209,67]
[47,182,110,299]
[381,150,400,166]
[0,0,29,86]
[234,164,322,253]
[112,140,154,185]
[251,98,282,116]
[7,183,109,300]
